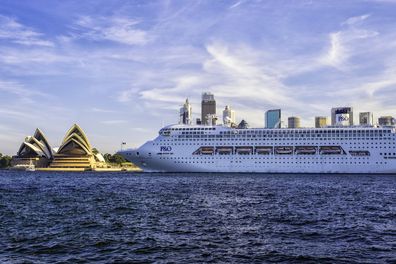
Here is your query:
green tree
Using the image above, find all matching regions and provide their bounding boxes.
[103,153,112,163]
[92,148,99,155]
[109,154,127,165]
[0,155,12,168]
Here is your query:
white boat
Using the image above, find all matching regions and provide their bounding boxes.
[10,160,35,171]
[119,124,396,173]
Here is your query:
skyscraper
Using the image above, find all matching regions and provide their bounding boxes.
[331,107,353,126]
[288,116,301,128]
[315,116,328,128]
[359,112,373,126]
[223,105,236,127]
[201,92,216,125]
[179,98,192,125]
[265,109,281,128]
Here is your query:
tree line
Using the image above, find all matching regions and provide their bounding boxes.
[92,148,128,165]
[0,153,12,168]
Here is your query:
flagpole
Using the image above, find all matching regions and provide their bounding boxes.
[120,142,126,151]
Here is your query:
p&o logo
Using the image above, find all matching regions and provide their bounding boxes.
[160,146,172,152]
[337,116,349,122]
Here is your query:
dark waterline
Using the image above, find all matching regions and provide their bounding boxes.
[0,170,395,263]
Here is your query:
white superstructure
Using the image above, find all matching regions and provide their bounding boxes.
[119,124,396,173]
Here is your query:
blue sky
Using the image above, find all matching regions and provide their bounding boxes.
[1,0,396,154]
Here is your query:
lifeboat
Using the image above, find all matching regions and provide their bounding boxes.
[319,146,344,155]
[200,147,214,155]
[255,146,273,155]
[274,146,293,155]
[235,146,253,155]
[216,146,233,155]
[349,150,370,156]
[193,146,214,155]
[295,146,317,155]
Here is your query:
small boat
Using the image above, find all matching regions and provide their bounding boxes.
[216,146,233,155]
[274,146,293,155]
[10,160,36,171]
[200,147,215,155]
[349,150,370,156]
[255,146,273,155]
[9,164,30,171]
[295,146,317,155]
[320,146,344,155]
[26,159,36,171]
[235,146,253,155]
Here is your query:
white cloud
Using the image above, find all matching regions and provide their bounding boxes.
[230,1,244,9]
[90,107,117,113]
[343,14,370,26]
[70,16,151,45]
[100,120,128,125]
[319,17,379,70]
[0,80,49,99]
[0,48,68,65]
[0,15,53,47]
[320,32,346,68]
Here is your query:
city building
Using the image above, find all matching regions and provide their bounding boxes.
[223,105,236,127]
[288,116,301,128]
[179,98,192,125]
[359,112,374,126]
[315,116,328,128]
[378,116,395,126]
[265,109,281,128]
[201,92,216,125]
[196,118,202,125]
[331,107,353,126]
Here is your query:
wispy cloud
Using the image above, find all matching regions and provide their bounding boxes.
[90,107,117,113]
[229,1,244,9]
[319,15,379,70]
[100,120,128,125]
[0,15,53,47]
[70,16,151,45]
[0,80,50,99]
[343,14,371,26]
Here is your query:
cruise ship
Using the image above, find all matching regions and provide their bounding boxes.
[119,124,396,173]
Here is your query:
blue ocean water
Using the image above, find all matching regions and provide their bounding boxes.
[0,170,395,263]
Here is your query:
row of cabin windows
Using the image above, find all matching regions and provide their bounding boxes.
[171,160,386,165]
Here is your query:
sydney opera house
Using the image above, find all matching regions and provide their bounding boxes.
[11,128,54,168]
[12,124,107,171]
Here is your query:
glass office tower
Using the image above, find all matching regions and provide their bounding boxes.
[265,109,281,128]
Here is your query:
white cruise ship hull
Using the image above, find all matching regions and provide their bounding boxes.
[119,125,396,174]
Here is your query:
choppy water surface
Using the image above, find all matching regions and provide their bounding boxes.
[0,171,395,263]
